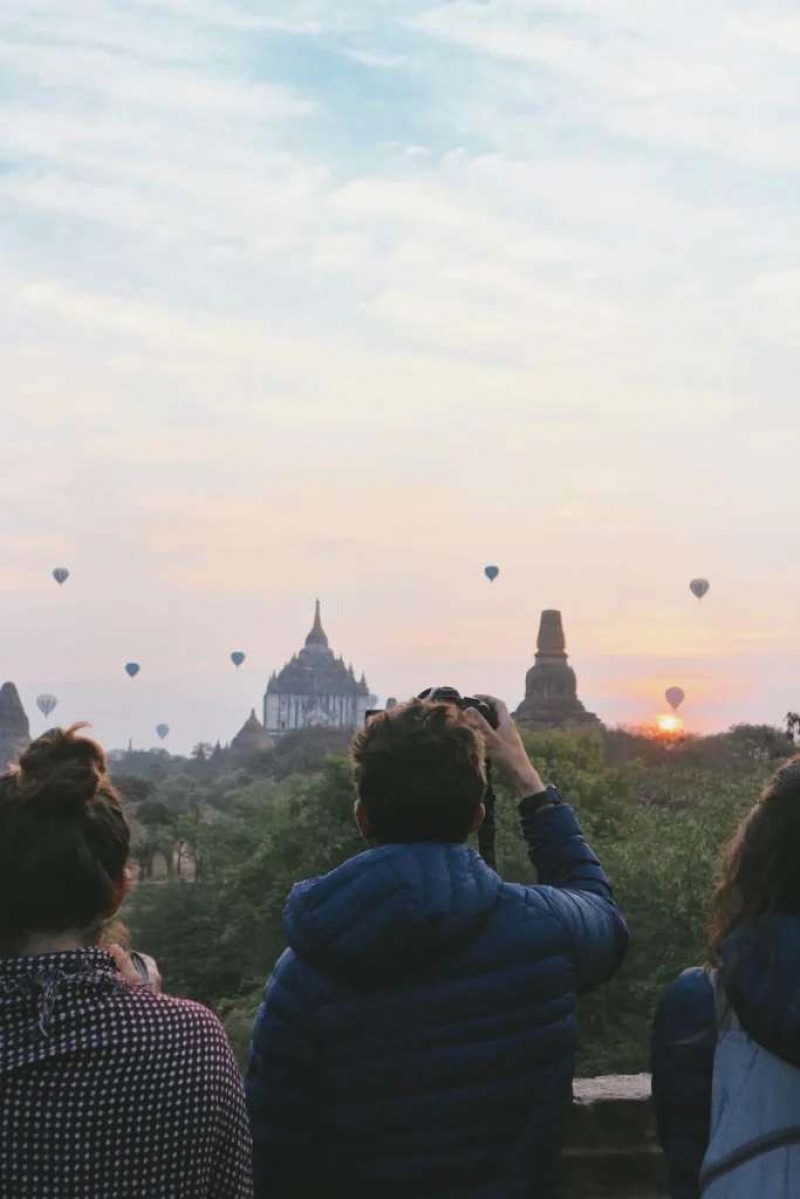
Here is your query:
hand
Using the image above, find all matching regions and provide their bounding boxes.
[108,944,162,993]
[462,696,545,798]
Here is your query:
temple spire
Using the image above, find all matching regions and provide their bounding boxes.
[535,610,567,663]
[305,598,330,651]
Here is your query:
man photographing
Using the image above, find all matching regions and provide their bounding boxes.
[246,695,629,1198]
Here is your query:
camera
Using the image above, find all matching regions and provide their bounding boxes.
[365,687,499,729]
[416,687,499,729]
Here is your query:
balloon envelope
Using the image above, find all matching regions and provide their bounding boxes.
[665,687,685,712]
[156,724,170,740]
[125,662,140,678]
[37,694,58,718]
[484,565,500,582]
[52,568,69,586]
[690,578,710,600]
[230,652,246,668]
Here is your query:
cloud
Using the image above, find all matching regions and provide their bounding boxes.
[1,41,315,119]
[135,0,327,35]
[407,2,800,168]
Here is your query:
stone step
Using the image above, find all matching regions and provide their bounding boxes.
[563,1074,667,1199]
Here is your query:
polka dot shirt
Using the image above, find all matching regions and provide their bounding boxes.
[0,948,253,1197]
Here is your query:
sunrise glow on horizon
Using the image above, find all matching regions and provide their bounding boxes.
[656,715,685,738]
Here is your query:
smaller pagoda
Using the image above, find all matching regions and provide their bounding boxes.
[230,710,275,757]
[514,611,601,730]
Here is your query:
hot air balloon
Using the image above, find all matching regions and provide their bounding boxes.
[665,687,685,712]
[156,724,170,741]
[52,568,70,586]
[690,578,710,600]
[484,565,500,582]
[230,652,246,668]
[125,662,140,678]
[37,694,58,718]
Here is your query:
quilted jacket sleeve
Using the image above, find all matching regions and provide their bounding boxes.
[520,796,629,992]
[651,968,716,1199]
[245,950,319,1199]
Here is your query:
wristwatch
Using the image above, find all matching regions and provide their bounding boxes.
[519,785,563,815]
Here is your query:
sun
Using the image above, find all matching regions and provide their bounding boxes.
[657,714,683,736]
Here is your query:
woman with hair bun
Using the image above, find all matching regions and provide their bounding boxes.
[652,756,800,1197]
[0,724,252,1198]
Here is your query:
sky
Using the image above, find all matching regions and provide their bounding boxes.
[2,0,799,752]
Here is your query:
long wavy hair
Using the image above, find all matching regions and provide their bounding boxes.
[709,755,800,963]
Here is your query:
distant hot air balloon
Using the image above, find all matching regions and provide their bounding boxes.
[690,578,710,600]
[665,687,685,712]
[52,568,70,586]
[230,652,246,668]
[156,724,170,741]
[37,694,58,718]
[125,662,140,678]
[484,565,500,582]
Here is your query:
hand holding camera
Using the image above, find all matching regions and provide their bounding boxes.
[391,687,543,800]
[366,688,546,869]
[461,695,544,799]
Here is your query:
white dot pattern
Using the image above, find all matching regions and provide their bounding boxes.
[0,949,252,1197]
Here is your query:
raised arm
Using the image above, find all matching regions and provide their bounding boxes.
[464,697,628,990]
[520,794,628,990]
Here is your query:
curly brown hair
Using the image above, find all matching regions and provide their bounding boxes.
[350,699,486,843]
[0,724,130,953]
[709,754,800,963]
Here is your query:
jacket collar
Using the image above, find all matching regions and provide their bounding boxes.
[0,947,117,981]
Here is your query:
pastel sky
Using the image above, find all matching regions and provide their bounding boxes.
[2,0,799,752]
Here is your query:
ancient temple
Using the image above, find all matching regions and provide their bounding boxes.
[230,709,275,757]
[514,611,601,730]
[0,682,31,770]
[263,601,375,736]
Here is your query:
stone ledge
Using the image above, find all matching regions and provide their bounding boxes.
[565,1075,666,1199]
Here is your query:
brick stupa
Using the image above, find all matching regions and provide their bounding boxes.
[514,611,601,730]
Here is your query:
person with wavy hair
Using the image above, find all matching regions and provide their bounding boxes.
[652,755,800,1197]
[0,724,252,1198]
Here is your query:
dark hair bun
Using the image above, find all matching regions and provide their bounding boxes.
[17,724,107,814]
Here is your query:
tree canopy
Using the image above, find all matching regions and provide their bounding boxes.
[117,724,789,1071]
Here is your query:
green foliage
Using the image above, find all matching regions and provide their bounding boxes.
[575,772,759,1074]
[121,725,789,1078]
[123,758,363,1003]
[253,727,352,780]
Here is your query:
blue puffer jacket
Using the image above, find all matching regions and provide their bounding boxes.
[652,914,800,1198]
[246,793,628,1199]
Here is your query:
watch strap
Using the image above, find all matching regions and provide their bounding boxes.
[519,785,563,815]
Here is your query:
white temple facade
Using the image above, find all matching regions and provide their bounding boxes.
[263,601,375,735]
